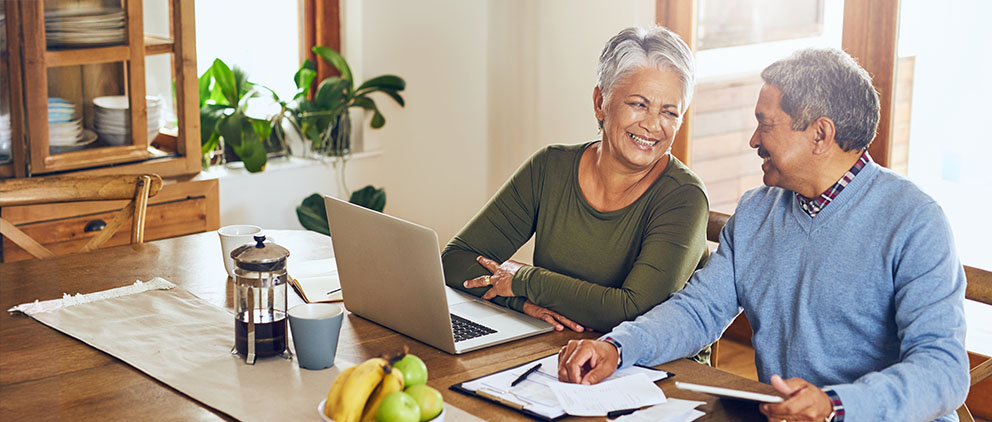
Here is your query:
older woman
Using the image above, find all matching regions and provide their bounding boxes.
[442,26,708,335]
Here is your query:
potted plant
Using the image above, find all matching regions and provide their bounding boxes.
[198,59,286,172]
[291,46,404,233]
[286,46,406,156]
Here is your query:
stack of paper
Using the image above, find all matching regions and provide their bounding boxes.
[458,353,671,419]
[610,398,706,422]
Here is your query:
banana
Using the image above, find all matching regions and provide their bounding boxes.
[360,367,405,422]
[325,365,357,418]
[331,357,389,422]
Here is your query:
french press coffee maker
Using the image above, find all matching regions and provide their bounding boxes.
[231,235,290,364]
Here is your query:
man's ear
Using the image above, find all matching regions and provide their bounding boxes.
[593,86,605,123]
[810,116,837,155]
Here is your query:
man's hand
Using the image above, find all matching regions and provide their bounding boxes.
[760,375,833,422]
[462,256,524,300]
[557,339,619,385]
[522,300,584,332]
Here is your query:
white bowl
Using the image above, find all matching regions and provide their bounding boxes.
[50,129,97,153]
[99,131,128,146]
[318,399,445,422]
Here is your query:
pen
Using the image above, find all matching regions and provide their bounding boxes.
[510,363,542,387]
[606,407,641,418]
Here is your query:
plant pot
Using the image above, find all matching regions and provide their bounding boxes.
[315,112,350,157]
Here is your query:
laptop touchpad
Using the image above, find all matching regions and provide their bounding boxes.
[450,302,506,320]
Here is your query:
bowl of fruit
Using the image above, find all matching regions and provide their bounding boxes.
[320,351,444,422]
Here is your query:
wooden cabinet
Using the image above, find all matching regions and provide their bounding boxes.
[0,0,218,261]
[2,0,200,177]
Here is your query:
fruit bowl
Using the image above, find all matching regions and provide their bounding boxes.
[317,399,445,422]
[318,399,333,422]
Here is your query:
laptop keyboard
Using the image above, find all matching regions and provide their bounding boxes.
[450,313,497,342]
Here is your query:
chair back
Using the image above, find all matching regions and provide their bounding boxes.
[705,211,731,367]
[959,265,992,422]
[0,174,163,259]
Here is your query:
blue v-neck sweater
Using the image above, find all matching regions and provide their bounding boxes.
[610,162,969,421]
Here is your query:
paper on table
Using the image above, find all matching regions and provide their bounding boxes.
[289,258,342,303]
[459,353,670,419]
[673,409,705,422]
[550,372,666,416]
[610,398,706,422]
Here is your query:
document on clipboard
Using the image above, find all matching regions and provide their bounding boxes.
[450,353,672,421]
[289,258,343,303]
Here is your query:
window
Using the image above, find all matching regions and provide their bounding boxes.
[893,0,992,269]
[688,0,844,213]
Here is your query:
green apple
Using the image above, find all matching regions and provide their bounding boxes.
[375,391,420,422]
[393,354,428,387]
[404,384,443,422]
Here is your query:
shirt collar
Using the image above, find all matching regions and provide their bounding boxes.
[796,150,872,218]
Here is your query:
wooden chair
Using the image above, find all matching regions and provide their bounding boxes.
[705,211,732,367]
[0,174,163,259]
[959,265,992,422]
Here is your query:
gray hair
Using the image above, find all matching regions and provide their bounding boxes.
[597,26,695,111]
[761,48,880,151]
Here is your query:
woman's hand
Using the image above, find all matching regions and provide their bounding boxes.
[462,256,524,299]
[522,300,584,332]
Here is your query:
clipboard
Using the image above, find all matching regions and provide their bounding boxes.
[449,352,674,421]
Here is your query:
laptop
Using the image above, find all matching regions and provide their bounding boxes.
[322,195,553,354]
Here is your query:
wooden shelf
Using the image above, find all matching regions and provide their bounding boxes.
[144,35,174,55]
[5,0,201,179]
[45,45,129,67]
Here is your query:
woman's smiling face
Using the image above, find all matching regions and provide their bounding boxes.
[595,66,685,171]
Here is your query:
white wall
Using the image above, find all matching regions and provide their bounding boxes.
[355,0,656,246]
[204,0,658,250]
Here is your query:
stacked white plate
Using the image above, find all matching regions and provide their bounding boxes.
[93,95,162,146]
[0,113,11,159]
[48,98,97,153]
[45,7,126,48]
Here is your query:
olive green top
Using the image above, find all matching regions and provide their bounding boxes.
[441,142,709,332]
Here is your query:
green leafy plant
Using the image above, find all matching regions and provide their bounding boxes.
[296,193,330,235]
[291,46,400,234]
[287,46,406,156]
[198,59,276,172]
[296,185,386,235]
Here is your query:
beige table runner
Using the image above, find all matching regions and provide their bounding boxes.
[10,278,481,422]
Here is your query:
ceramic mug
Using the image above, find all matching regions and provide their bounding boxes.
[217,225,263,278]
[289,303,344,370]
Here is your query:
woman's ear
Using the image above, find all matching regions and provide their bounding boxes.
[593,86,605,123]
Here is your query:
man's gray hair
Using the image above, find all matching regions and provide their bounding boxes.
[597,26,695,110]
[761,48,880,151]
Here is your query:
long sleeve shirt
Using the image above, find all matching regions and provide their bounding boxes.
[608,162,969,421]
[441,142,709,332]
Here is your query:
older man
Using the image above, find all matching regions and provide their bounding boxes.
[558,48,969,422]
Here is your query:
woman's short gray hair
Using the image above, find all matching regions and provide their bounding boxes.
[761,48,880,151]
[597,26,695,110]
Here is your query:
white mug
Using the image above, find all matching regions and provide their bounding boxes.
[218,225,263,278]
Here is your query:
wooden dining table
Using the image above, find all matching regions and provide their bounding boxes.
[0,229,778,421]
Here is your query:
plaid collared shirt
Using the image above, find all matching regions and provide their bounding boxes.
[796,151,872,218]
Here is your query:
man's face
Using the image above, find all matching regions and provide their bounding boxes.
[749,84,816,193]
